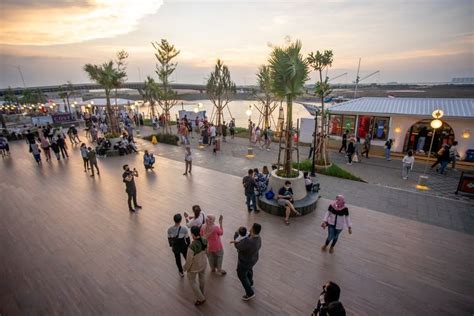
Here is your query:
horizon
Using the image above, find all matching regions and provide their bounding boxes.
[0,0,473,89]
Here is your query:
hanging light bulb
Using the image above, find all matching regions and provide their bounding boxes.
[430,119,442,129]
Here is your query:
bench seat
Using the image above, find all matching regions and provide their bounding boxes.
[258,190,320,217]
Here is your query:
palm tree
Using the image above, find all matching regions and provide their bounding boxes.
[253,65,279,129]
[268,40,309,177]
[139,76,159,118]
[59,81,75,113]
[83,60,126,135]
[307,50,334,167]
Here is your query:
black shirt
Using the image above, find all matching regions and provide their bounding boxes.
[243,175,257,194]
[123,170,136,192]
[278,187,293,199]
[234,235,262,268]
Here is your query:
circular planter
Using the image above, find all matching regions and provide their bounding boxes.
[267,169,307,201]
[315,163,332,171]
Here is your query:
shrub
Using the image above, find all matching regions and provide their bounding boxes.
[104,132,121,139]
[276,169,300,178]
[293,159,364,182]
[143,133,179,146]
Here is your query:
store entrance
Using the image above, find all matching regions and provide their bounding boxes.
[403,119,454,154]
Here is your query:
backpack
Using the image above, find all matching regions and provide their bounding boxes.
[265,189,275,200]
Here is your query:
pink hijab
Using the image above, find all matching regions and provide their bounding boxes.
[330,195,346,211]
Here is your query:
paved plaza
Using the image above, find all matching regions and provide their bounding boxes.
[1,131,473,315]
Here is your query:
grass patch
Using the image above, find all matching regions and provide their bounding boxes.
[293,159,364,182]
[143,133,180,146]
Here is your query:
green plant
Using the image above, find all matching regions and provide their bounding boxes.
[83,52,128,134]
[104,132,121,139]
[269,40,309,177]
[153,39,180,134]
[143,133,179,146]
[293,160,363,182]
[276,169,299,178]
[307,50,334,168]
[206,59,236,128]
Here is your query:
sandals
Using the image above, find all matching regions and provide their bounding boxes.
[284,219,290,225]
[195,299,206,306]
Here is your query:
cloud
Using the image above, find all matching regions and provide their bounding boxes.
[0,0,163,46]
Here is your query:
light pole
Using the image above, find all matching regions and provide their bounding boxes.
[417,108,443,189]
[310,109,319,177]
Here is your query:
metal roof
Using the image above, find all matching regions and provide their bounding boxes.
[329,97,474,118]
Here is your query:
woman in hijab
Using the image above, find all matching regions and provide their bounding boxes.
[321,195,352,253]
[200,215,226,275]
[311,281,343,316]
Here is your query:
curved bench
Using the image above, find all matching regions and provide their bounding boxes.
[258,190,320,217]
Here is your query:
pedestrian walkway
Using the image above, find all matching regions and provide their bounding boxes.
[137,126,474,235]
[1,141,473,315]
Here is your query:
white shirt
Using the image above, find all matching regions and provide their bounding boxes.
[210,126,216,137]
[402,155,415,168]
[186,211,206,228]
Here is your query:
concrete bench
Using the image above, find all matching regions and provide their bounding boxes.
[258,190,320,217]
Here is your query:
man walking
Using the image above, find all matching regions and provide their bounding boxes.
[168,214,190,277]
[243,169,258,212]
[87,147,100,177]
[338,130,348,153]
[234,223,262,301]
[122,164,142,212]
[361,133,372,158]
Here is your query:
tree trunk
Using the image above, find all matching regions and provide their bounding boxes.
[105,91,119,135]
[284,95,293,177]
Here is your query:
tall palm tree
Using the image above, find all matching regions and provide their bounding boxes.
[269,40,309,177]
[83,61,126,134]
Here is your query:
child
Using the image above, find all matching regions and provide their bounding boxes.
[31,142,42,164]
[231,226,248,244]
[183,146,192,175]
[402,150,415,180]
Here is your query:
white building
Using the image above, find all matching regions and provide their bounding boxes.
[328,97,474,159]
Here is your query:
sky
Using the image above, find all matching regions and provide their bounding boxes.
[0,0,473,88]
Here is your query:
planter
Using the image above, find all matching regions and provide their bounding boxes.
[315,163,332,171]
[267,169,307,201]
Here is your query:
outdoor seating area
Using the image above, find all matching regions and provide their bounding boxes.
[258,190,320,216]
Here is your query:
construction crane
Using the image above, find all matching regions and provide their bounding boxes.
[353,58,380,98]
[328,72,348,82]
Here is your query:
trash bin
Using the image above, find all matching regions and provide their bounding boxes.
[455,171,474,195]
[465,149,474,162]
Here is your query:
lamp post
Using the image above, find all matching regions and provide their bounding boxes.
[418,108,443,189]
[310,109,319,177]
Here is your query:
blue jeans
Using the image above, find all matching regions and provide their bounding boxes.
[237,264,254,296]
[245,192,257,211]
[385,148,391,160]
[439,160,449,174]
[325,225,342,247]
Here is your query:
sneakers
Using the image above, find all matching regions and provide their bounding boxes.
[242,294,255,301]
[179,272,184,278]
[321,245,328,251]
[329,246,335,254]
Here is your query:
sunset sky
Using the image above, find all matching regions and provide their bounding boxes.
[0,0,472,88]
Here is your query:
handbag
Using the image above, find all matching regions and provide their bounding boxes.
[168,226,181,248]
[265,189,275,200]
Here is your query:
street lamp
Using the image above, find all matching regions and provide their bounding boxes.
[417,109,444,189]
[311,109,320,177]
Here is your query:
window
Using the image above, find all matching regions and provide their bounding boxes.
[329,114,342,136]
[342,115,356,134]
[357,116,372,138]
[372,117,390,140]
[330,114,356,136]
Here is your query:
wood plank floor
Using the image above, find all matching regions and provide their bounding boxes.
[1,142,473,315]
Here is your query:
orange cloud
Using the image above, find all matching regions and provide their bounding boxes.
[0,0,163,46]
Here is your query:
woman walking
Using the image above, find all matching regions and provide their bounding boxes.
[40,137,51,162]
[50,139,61,161]
[80,143,89,172]
[201,215,226,275]
[402,150,415,180]
[384,138,393,161]
[183,226,208,306]
[321,195,352,253]
[311,281,343,316]
[346,139,355,165]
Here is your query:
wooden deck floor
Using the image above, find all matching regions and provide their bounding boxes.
[1,142,473,315]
